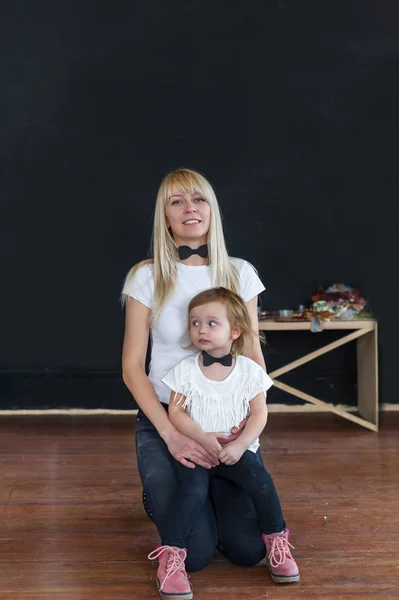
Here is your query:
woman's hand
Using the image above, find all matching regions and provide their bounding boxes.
[217,417,248,446]
[166,429,218,469]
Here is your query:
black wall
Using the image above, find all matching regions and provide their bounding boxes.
[1,1,398,409]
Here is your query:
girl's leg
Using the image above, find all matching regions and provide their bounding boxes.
[214,450,285,535]
[135,408,217,572]
[212,450,299,584]
[209,448,266,567]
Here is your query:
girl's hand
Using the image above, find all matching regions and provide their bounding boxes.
[219,442,245,466]
[166,429,217,469]
[202,432,229,462]
[218,417,248,446]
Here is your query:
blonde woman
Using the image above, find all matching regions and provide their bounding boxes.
[122,169,284,599]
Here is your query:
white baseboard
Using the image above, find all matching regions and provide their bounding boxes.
[0,404,397,415]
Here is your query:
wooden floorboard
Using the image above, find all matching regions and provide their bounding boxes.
[0,412,398,599]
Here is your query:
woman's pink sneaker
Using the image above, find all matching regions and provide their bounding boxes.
[261,529,300,583]
[148,545,193,599]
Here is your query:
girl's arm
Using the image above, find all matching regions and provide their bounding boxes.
[122,297,215,469]
[169,395,228,461]
[168,393,205,444]
[231,392,268,450]
[219,392,268,465]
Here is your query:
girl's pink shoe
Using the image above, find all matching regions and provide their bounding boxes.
[148,545,193,599]
[261,529,300,583]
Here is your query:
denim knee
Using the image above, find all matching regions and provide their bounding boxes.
[220,539,266,567]
[185,543,216,573]
[185,544,216,572]
[184,498,218,572]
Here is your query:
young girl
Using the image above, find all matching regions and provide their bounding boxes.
[148,287,299,598]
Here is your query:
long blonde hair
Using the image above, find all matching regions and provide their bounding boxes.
[122,168,240,321]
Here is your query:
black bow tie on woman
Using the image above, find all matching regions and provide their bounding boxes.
[202,350,233,367]
[178,244,208,261]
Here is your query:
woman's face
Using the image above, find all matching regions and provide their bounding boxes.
[165,183,211,247]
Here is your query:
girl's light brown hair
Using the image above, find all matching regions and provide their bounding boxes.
[187,287,265,356]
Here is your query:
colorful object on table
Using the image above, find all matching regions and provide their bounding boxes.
[311,283,368,320]
[257,283,371,327]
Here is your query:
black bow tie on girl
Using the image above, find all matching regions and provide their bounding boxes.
[178,244,208,261]
[202,350,233,367]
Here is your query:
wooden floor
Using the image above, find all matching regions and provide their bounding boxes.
[0,412,398,599]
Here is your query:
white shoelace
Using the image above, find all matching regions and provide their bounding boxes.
[268,535,295,568]
[148,545,188,591]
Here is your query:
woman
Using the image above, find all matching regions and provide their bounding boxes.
[122,169,287,597]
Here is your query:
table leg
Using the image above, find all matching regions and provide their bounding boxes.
[357,325,379,431]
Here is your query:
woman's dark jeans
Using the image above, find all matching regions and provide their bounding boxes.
[158,450,285,549]
[135,405,284,572]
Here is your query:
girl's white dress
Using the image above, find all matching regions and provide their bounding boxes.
[162,353,273,453]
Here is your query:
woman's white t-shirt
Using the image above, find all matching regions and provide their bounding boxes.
[122,258,265,406]
[162,353,273,453]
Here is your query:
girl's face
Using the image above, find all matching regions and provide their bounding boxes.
[189,301,241,355]
[165,183,211,247]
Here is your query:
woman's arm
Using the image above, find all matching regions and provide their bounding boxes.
[122,297,215,469]
[122,297,172,437]
[221,295,265,443]
[242,296,266,370]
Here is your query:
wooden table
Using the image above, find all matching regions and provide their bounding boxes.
[258,319,379,432]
